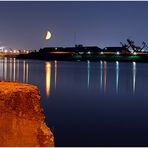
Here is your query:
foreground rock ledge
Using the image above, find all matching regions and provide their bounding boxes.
[0,81,54,147]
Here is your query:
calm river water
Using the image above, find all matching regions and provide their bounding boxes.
[1,57,148,146]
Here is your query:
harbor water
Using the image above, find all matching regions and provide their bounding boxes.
[1,58,148,146]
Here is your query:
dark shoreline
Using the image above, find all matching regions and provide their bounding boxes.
[16,52,148,63]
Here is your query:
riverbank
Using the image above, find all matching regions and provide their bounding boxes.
[17,52,148,62]
[0,81,54,147]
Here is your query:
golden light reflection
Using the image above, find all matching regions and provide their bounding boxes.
[46,62,51,97]
[104,61,107,92]
[54,61,57,90]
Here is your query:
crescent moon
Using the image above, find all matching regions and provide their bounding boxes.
[45,31,52,40]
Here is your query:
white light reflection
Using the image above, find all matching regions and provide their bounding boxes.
[13,58,16,81]
[22,60,29,83]
[0,58,3,79]
[104,61,107,92]
[116,61,119,94]
[46,62,51,97]
[4,57,7,80]
[87,60,90,88]
[133,62,136,94]
[54,61,57,90]
[23,61,26,83]
[2,58,28,83]
[26,63,28,83]
[100,61,103,90]
[17,59,19,81]
[10,58,12,81]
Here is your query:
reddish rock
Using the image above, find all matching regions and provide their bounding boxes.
[0,81,54,147]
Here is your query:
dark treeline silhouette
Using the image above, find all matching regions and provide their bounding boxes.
[120,39,148,52]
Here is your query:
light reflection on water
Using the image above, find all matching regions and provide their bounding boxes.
[46,62,51,97]
[43,60,138,96]
[87,60,90,88]
[100,61,103,90]
[116,61,119,94]
[0,58,29,83]
[4,58,7,80]
[0,57,139,96]
[54,61,57,90]
[133,61,136,94]
[103,61,107,93]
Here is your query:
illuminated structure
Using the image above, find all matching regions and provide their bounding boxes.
[17,39,148,62]
[39,44,102,54]
[103,47,129,55]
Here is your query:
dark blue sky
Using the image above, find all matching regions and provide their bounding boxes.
[0,1,148,50]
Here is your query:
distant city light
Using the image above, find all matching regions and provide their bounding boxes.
[0,48,31,55]
[0,46,5,51]
[133,52,137,55]
[100,51,104,54]
[116,51,120,55]
[79,52,84,55]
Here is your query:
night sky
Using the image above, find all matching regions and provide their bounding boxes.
[0,1,148,50]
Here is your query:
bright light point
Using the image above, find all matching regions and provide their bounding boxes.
[116,61,119,65]
[116,61,119,69]
[101,51,104,54]
[45,31,52,40]
[133,52,137,55]
[87,51,91,54]
[116,51,120,55]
